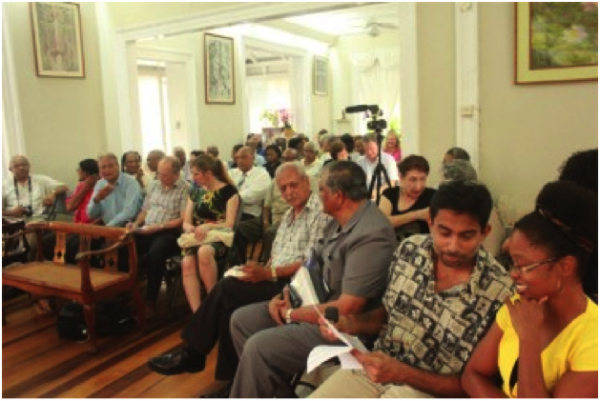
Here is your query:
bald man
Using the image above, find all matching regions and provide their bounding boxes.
[228,146,271,265]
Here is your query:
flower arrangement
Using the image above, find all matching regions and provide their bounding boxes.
[260,108,292,129]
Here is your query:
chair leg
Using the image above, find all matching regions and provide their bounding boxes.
[131,286,146,329]
[83,303,98,353]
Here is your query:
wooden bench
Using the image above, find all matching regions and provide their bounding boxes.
[2,221,145,352]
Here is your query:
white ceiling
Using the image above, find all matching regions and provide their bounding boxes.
[284,2,400,37]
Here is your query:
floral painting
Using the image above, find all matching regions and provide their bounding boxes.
[515,2,598,84]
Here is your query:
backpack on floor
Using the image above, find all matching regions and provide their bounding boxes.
[56,300,136,341]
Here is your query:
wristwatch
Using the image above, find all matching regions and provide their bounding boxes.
[271,266,278,282]
[285,308,294,324]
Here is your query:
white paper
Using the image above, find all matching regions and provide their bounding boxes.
[290,266,320,306]
[307,306,366,373]
[223,265,247,278]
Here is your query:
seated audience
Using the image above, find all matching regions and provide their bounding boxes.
[558,148,598,302]
[147,163,331,398]
[281,148,298,163]
[310,180,513,398]
[228,161,397,398]
[323,141,349,167]
[340,133,359,162]
[264,144,282,179]
[181,154,239,312]
[354,135,365,157]
[442,159,504,257]
[302,141,323,183]
[146,149,166,180]
[121,151,149,191]
[443,146,470,164]
[173,146,190,182]
[2,155,69,221]
[357,133,400,195]
[379,155,436,243]
[462,180,597,398]
[383,129,402,162]
[127,156,190,318]
[228,147,272,266]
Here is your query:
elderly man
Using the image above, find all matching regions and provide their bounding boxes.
[3,155,68,221]
[173,146,190,183]
[127,157,190,317]
[148,163,331,398]
[228,146,271,266]
[229,161,397,398]
[146,149,166,180]
[357,133,399,194]
[302,142,323,183]
[309,180,514,398]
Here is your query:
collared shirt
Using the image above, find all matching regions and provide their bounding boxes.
[229,166,271,217]
[357,153,399,189]
[314,201,397,302]
[375,234,514,375]
[302,159,324,182]
[87,173,143,227]
[271,192,331,267]
[2,174,65,217]
[143,179,190,225]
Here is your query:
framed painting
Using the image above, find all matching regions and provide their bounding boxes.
[515,2,598,84]
[204,33,235,104]
[30,2,85,78]
[313,56,329,96]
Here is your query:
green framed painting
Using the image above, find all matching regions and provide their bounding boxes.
[515,2,598,84]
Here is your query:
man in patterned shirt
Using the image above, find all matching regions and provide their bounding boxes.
[127,156,190,318]
[147,162,331,396]
[311,180,514,398]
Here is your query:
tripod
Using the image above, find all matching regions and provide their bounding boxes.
[368,129,391,206]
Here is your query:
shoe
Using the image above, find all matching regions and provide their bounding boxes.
[147,347,206,375]
[199,383,232,398]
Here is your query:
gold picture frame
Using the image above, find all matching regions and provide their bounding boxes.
[30,2,85,78]
[204,33,235,104]
[515,2,598,84]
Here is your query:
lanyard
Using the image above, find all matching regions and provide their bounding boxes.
[13,177,33,207]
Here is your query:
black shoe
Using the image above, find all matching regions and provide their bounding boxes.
[199,383,232,398]
[147,347,206,375]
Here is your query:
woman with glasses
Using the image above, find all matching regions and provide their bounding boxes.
[461,180,598,398]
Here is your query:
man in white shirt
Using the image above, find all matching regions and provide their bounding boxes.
[302,142,323,183]
[357,133,399,196]
[2,155,68,221]
[228,147,271,265]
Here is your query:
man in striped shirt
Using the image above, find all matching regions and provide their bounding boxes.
[127,156,190,318]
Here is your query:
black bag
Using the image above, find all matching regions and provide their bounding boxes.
[56,300,136,341]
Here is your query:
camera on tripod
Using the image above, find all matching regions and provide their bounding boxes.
[345,104,387,133]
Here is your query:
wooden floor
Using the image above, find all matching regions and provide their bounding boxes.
[2,244,265,398]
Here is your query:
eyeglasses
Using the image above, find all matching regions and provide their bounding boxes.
[508,257,558,274]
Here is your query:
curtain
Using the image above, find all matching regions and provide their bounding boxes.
[349,48,401,135]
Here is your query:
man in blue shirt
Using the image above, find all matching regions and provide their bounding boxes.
[87,153,143,227]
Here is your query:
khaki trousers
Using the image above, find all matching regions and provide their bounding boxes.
[309,369,435,399]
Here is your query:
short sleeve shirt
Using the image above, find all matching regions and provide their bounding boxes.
[2,174,64,217]
[382,186,436,243]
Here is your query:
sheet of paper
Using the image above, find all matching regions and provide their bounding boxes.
[307,345,351,374]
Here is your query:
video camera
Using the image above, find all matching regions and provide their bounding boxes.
[344,104,387,132]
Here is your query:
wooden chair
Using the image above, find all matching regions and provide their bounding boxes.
[2,221,145,352]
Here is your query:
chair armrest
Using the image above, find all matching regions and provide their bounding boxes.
[74,233,133,262]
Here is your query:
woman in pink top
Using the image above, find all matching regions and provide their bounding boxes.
[65,159,99,224]
[384,130,402,162]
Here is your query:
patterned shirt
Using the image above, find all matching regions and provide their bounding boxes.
[271,192,332,268]
[143,179,190,225]
[376,234,513,375]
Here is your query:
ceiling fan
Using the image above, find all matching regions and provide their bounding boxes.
[360,20,399,37]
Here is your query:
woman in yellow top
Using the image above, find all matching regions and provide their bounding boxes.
[462,180,598,398]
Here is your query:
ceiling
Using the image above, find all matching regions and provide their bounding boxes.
[283,2,400,37]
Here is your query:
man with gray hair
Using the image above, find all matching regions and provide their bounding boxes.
[148,162,331,398]
[146,149,166,180]
[228,161,397,398]
[302,141,323,183]
[127,156,190,317]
